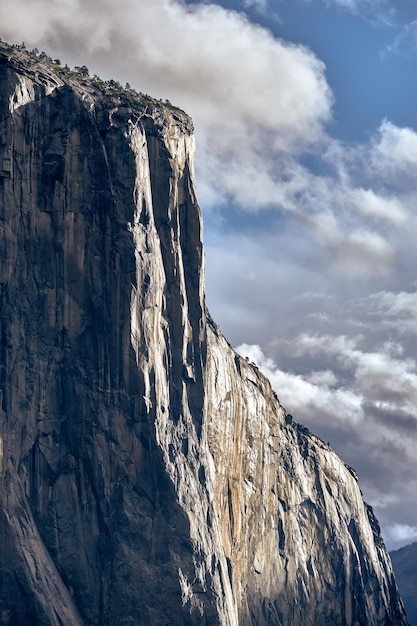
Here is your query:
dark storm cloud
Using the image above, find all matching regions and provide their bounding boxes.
[364,402,417,437]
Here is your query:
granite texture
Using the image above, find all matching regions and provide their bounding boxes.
[0,41,409,626]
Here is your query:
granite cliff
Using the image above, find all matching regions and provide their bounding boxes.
[0,41,409,625]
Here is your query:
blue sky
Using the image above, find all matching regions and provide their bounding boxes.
[187,0,417,140]
[1,0,417,550]
[274,3,417,139]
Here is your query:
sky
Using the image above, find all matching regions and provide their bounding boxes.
[1,0,417,550]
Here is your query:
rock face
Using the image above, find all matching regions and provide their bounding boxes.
[0,41,409,625]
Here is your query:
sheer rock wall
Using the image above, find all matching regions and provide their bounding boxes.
[0,42,409,626]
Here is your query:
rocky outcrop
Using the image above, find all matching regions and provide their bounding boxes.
[0,41,409,625]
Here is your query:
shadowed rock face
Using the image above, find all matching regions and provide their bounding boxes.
[0,41,409,626]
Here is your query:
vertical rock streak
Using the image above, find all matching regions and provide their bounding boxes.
[127,114,237,624]
[0,44,408,626]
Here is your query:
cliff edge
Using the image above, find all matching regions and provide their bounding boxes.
[0,41,409,625]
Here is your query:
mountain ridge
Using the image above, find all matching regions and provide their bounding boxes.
[391,542,417,626]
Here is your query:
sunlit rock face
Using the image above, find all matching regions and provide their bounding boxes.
[0,41,409,626]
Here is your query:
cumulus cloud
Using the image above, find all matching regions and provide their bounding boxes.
[353,290,417,336]
[303,209,397,277]
[370,290,417,319]
[369,120,417,186]
[0,0,332,147]
[202,121,411,280]
[236,336,417,549]
[335,231,395,275]
[237,342,364,422]
[349,188,408,225]
[289,333,417,409]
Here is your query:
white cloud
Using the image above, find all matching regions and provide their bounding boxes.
[236,342,364,422]
[349,188,407,225]
[261,332,417,433]
[332,230,396,276]
[0,0,332,149]
[356,290,417,336]
[290,332,417,412]
[304,210,397,277]
[370,120,417,185]
[370,290,417,319]
[291,332,358,358]
[235,335,417,551]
